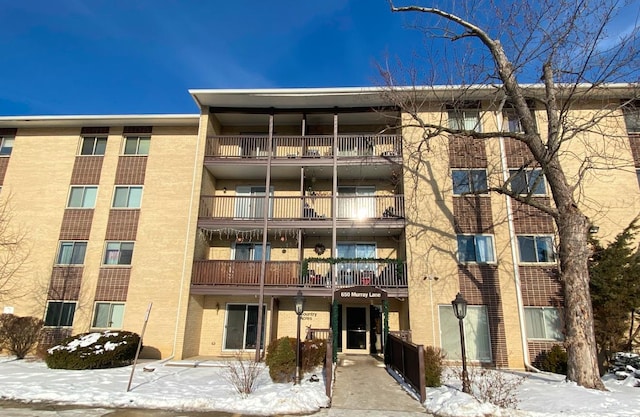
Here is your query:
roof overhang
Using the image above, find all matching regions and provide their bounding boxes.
[0,114,200,128]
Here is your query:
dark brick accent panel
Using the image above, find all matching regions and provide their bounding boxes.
[0,157,9,185]
[448,135,487,168]
[529,341,564,368]
[519,266,563,307]
[458,264,508,367]
[504,137,539,168]
[95,268,131,301]
[511,199,555,234]
[48,266,83,300]
[71,156,103,185]
[123,126,152,134]
[115,156,147,185]
[81,127,109,135]
[59,209,94,240]
[453,196,494,234]
[629,133,640,166]
[105,209,139,240]
[40,328,72,348]
[0,128,17,136]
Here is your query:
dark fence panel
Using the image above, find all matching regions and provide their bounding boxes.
[385,333,426,403]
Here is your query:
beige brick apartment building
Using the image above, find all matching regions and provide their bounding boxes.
[0,86,638,369]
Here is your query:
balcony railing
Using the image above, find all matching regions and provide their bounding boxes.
[198,195,405,220]
[205,134,402,159]
[191,260,407,288]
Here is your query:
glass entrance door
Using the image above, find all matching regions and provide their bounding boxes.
[343,306,370,353]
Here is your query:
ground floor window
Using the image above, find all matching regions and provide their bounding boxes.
[92,302,125,329]
[223,304,266,350]
[44,301,77,327]
[524,307,563,340]
[439,305,492,362]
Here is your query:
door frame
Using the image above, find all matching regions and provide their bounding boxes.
[341,304,370,354]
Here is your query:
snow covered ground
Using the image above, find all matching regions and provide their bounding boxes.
[0,355,639,416]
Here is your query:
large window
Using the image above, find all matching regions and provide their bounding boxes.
[439,305,492,362]
[234,243,270,261]
[123,136,150,155]
[452,169,488,195]
[509,169,546,195]
[525,307,563,340]
[517,235,555,263]
[67,186,98,208]
[80,136,107,155]
[56,241,87,265]
[44,301,76,327]
[92,302,125,329]
[103,241,134,265]
[223,304,266,350]
[624,106,640,133]
[235,186,274,219]
[448,109,481,132]
[0,136,14,156]
[457,235,495,263]
[337,186,375,218]
[112,186,143,208]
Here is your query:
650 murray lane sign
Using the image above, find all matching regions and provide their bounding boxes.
[334,286,387,303]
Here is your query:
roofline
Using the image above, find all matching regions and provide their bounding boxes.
[0,114,200,128]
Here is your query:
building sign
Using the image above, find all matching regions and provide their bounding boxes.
[334,286,388,303]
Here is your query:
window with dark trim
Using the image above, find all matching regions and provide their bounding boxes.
[0,136,14,156]
[80,136,107,155]
[103,241,134,265]
[517,235,555,263]
[44,301,76,327]
[452,169,488,195]
[509,169,546,195]
[123,136,150,155]
[56,241,87,265]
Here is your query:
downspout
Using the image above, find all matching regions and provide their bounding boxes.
[171,112,204,361]
[495,99,540,372]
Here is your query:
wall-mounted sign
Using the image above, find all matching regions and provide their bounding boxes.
[334,286,388,303]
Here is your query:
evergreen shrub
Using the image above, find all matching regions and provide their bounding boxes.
[539,345,568,375]
[301,338,327,371]
[423,346,445,387]
[45,330,140,370]
[265,336,296,383]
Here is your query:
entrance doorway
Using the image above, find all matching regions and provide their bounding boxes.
[343,306,369,353]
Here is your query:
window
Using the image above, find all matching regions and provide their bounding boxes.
[457,235,495,263]
[518,235,555,263]
[44,301,76,327]
[80,136,107,155]
[509,169,546,195]
[337,186,376,218]
[235,186,274,218]
[112,186,142,208]
[448,109,481,132]
[525,307,563,340]
[439,305,492,362]
[452,169,488,195]
[67,186,98,208]
[223,304,266,350]
[0,136,14,156]
[234,243,270,261]
[123,136,150,155]
[624,106,640,133]
[92,302,125,328]
[103,241,134,265]
[503,110,523,133]
[56,241,87,265]
[337,243,377,278]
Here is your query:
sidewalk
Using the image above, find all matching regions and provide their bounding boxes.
[313,355,431,417]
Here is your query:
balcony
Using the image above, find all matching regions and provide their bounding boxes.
[191,260,407,290]
[198,195,405,221]
[205,134,402,159]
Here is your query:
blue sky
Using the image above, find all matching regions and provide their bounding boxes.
[0,1,638,116]
[0,1,421,116]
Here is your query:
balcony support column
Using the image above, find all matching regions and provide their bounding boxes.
[331,113,338,300]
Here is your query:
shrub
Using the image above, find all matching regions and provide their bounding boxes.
[423,346,445,387]
[45,330,140,370]
[224,352,264,398]
[539,345,568,375]
[466,367,526,408]
[265,337,296,383]
[0,314,43,359]
[301,338,327,372]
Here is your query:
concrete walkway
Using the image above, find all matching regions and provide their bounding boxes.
[313,355,431,417]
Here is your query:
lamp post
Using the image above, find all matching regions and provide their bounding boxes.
[294,290,305,385]
[452,292,471,394]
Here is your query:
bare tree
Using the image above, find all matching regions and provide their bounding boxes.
[0,194,30,304]
[385,0,640,390]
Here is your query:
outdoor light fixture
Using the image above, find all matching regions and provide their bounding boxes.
[294,290,305,385]
[589,225,599,234]
[451,292,471,394]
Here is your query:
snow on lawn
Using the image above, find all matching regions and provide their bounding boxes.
[0,356,329,415]
[2,354,640,416]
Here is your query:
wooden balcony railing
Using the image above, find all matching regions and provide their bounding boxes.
[198,195,405,220]
[205,134,402,159]
[191,260,408,288]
